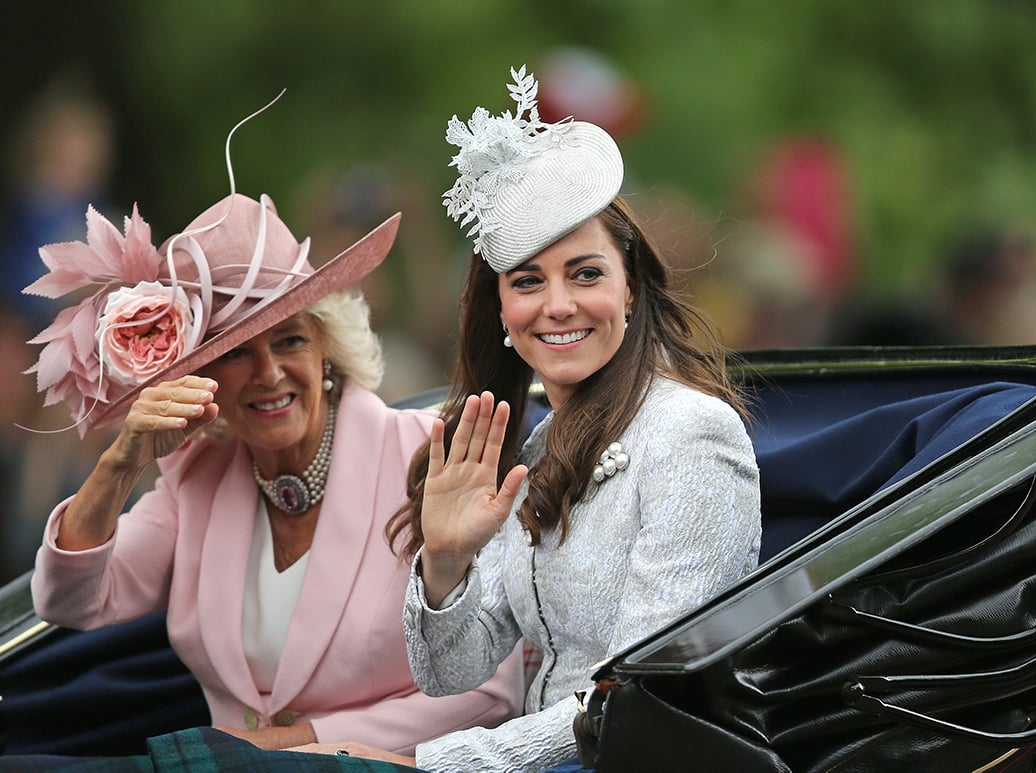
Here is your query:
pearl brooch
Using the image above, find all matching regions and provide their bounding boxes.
[253,402,337,515]
[592,441,629,484]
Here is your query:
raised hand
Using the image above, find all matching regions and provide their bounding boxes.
[420,392,528,605]
[107,376,221,472]
[56,376,221,551]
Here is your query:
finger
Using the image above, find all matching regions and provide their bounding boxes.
[446,394,481,466]
[127,399,204,430]
[124,411,193,434]
[479,399,511,471]
[138,385,216,414]
[162,398,211,420]
[463,391,496,462]
[126,384,218,433]
[493,463,529,523]
[427,418,446,476]
[334,741,364,757]
[183,402,220,434]
[171,374,217,389]
[148,376,219,398]
[170,380,217,405]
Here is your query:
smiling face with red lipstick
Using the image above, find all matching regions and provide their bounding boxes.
[499,217,633,409]
[201,313,329,481]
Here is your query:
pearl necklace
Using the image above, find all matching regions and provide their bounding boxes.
[253,403,337,515]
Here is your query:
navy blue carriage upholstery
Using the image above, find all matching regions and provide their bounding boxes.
[751,374,1036,561]
[3,365,1036,756]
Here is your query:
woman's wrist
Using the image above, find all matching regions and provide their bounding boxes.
[97,445,148,481]
[55,441,152,551]
[100,434,152,478]
[419,550,474,608]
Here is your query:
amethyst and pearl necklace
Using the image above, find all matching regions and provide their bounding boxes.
[253,402,336,515]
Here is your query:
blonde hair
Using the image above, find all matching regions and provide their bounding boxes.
[307,288,384,393]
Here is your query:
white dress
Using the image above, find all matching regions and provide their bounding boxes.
[406,377,762,772]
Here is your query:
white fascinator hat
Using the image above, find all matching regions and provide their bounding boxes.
[442,65,624,273]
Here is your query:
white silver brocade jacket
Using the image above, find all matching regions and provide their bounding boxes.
[406,377,762,772]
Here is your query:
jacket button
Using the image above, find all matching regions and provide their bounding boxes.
[244,708,259,730]
[273,709,296,726]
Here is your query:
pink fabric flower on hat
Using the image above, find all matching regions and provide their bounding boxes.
[27,298,110,430]
[25,204,162,299]
[97,282,202,386]
[23,204,175,432]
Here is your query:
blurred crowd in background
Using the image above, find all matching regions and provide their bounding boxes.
[2,1,1036,583]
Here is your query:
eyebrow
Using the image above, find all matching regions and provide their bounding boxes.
[270,319,307,335]
[506,253,606,275]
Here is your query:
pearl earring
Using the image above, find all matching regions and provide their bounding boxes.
[502,323,513,348]
[322,360,334,392]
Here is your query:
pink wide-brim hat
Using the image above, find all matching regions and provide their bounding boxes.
[90,194,400,429]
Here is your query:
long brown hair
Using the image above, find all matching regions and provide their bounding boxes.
[386,195,744,557]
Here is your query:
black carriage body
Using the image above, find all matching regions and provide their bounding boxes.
[587,345,1036,772]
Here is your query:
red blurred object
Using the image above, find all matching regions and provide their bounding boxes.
[535,48,644,139]
[756,139,856,301]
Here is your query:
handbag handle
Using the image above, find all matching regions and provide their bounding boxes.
[854,476,1036,588]
[843,655,1036,745]
[823,599,1036,650]
[850,651,1036,695]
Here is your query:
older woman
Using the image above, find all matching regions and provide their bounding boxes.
[28,185,523,754]
[294,66,761,771]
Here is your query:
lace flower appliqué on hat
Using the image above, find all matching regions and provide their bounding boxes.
[443,65,574,260]
[441,65,624,273]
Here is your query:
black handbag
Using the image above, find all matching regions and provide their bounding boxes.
[578,363,1036,772]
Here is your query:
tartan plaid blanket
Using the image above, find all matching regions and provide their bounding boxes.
[0,727,427,772]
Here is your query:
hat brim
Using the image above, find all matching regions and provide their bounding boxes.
[88,212,402,430]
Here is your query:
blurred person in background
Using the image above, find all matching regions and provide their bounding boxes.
[0,76,118,584]
[937,226,1036,346]
[701,221,832,350]
[1,75,115,330]
[698,136,858,351]
[292,163,455,404]
[826,226,1036,347]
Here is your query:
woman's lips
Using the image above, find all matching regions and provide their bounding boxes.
[537,329,591,345]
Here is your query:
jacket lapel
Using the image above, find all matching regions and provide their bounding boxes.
[270,385,389,708]
[196,440,264,710]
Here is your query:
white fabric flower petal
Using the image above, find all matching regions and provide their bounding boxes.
[441,65,622,272]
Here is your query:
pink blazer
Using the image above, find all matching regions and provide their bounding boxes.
[32,384,524,753]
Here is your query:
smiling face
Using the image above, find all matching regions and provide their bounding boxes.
[200,313,328,476]
[498,217,633,408]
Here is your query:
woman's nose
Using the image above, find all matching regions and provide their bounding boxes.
[543,283,576,318]
[251,349,284,386]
